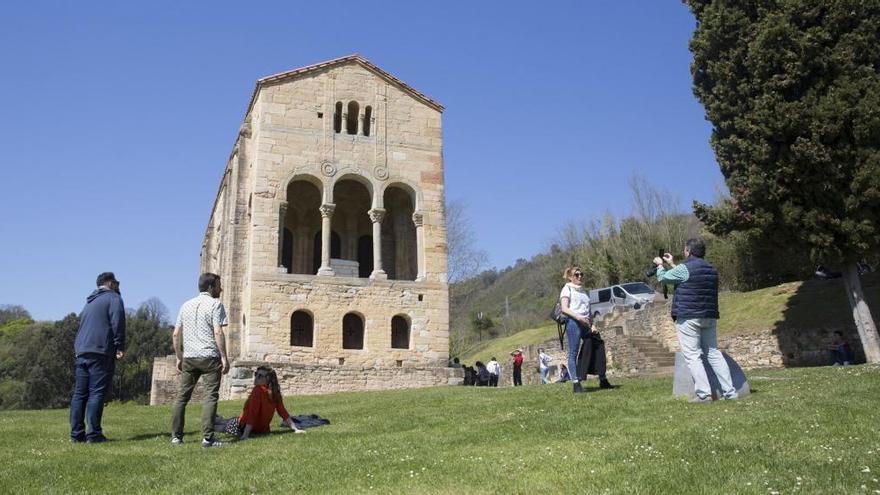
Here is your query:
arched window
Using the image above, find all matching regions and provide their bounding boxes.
[313,231,341,274]
[362,106,372,136]
[290,311,313,347]
[382,186,417,280]
[333,102,342,133]
[282,228,293,273]
[342,313,364,349]
[358,235,373,278]
[346,101,359,135]
[391,315,410,349]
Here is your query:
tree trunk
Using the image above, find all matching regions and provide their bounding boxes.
[842,263,880,363]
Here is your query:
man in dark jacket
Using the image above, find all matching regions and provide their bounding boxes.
[653,239,737,402]
[70,272,126,443]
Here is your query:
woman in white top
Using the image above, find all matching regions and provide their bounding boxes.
[559,266,592,393]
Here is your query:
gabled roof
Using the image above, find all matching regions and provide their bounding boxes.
[243,54,444,117]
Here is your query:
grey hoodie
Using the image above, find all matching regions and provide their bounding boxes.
[74,288,126,357]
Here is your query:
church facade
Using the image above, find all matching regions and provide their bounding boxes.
[150,55,456,403]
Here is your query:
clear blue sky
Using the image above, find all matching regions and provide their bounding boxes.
[0,1,724,321]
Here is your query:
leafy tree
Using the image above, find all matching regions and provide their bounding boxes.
[685,0,880,361]
[0,305,31,326]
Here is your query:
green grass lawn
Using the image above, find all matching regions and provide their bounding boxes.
[1,365,878,494]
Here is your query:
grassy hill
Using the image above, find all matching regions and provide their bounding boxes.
[1,366,878,493]
[460,272,880,365]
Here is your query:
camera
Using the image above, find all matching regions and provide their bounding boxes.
[645,249,665,278]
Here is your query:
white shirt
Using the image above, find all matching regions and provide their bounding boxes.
[487,360,501,376]
[175,292,228,358]
[561,283,591,318]
[538,352,551,370]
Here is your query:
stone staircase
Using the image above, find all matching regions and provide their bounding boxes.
[628,335,675,376]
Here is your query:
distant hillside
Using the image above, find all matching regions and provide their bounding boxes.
[449,248,569,352]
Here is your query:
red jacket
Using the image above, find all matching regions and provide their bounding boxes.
[513,354,524,369]
[239,385,290,434]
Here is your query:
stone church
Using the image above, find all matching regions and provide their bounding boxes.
[151,55,456,404]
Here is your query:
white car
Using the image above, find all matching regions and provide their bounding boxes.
[588,282,657,319]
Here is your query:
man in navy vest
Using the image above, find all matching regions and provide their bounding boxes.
[653,239,738,402]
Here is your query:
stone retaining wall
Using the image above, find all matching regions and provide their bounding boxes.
[150,356,463,405]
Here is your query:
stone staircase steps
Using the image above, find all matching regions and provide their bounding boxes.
[627,335,676,370]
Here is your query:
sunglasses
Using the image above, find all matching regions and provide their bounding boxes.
[573,272,583,278]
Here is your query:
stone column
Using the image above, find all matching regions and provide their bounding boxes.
[318,203,336,276]
[413,212,426,281]
[277,201,288,271]
[369,208,387,280]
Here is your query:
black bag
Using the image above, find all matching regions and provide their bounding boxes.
[550,286,572,325]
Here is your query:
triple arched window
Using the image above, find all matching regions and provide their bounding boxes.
[333,101,372,136]
[288,312,411,350]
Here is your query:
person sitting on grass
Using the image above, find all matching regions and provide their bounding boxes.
[558,364,571,383]
[475,361,490,386]
[828,330,853,366]
[214,366,304,440]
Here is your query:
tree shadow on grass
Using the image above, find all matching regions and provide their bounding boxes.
[774,272,878,366]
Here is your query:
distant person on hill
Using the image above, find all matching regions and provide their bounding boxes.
[171,273,230,447]
[654,238,738,402]
[827,331,853,366]
[70,272,126,444]
[559,266,592,394]
[214,366,304,439]
[450,357,462,368]
[538,348,552,384]
[475,361,490,386]
[486,357,501,387]
[558,364,571,383]
[511,349,524,386]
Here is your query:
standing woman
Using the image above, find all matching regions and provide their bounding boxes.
[559,266,591,394]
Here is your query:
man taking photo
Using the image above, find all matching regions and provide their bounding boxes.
[653,238,738,402]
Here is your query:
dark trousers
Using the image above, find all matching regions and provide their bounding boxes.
[172,357,222,440]
[70,353,114,441]
[577,332,608,381]
[489,374,498,387]
[512,367,522,386]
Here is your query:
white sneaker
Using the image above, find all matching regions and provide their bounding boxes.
[171,437,184,445]
[201,437,223,448]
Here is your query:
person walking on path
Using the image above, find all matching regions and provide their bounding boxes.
[511,349,524,386]
[559,266,592,394]
[486,357,501,387]
[538,348,552,384]
[171,273,230,447]
[654,238,738,402]
[70,272,126,443]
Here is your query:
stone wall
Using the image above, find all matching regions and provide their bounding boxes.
[150,355,207,406]
[150,356,463,405]
[597,298,866,369]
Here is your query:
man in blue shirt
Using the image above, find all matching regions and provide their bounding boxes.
[70,272,126,443]
[654,239,737,402]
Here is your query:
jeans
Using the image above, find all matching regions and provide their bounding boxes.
[676,318,737,399]
[70,353,114,441]
[539,367,549,384]
[565,318,586,383]
[489,374,499,387]
[512,367,522,386]
[171,357,222,440]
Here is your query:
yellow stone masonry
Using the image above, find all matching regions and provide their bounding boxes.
[150,56,454,404]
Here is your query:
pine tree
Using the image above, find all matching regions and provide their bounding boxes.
[684,0,880,361]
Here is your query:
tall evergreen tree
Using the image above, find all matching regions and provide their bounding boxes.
[684,0,880,361]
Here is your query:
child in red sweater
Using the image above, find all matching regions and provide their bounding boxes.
[214,366,304,439]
